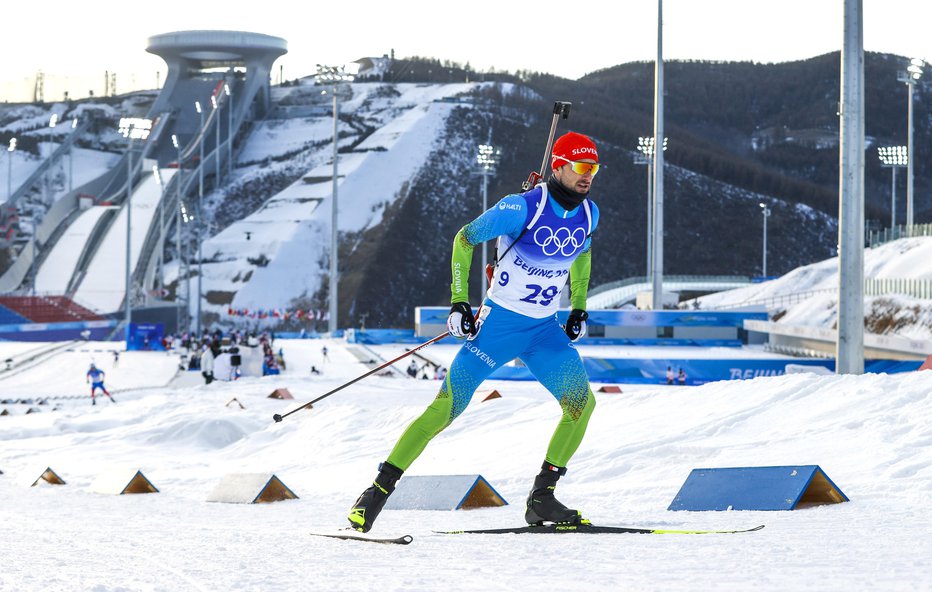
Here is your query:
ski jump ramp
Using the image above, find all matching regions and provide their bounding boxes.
[73,170,176,312]
[12,30,287,315]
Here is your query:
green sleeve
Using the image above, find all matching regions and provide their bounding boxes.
[450,227,475,304]
[569,249,592,310]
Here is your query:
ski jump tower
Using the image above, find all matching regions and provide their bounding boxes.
[0,30,287,327]
[128,31,288,318]
[145,30,287,122]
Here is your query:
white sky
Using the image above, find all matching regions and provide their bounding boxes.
[2,0,931,103]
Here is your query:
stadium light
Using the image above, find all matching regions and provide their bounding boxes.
[316,65,356,333]
[476,141,501,296]
[898,58,924,227]
[635,136,667,279]
[118,117,153,340]
[878,145,908,229]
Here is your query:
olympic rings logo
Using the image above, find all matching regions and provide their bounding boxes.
[533,225,587,256]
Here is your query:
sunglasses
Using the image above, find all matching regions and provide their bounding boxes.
[553,156,600,177]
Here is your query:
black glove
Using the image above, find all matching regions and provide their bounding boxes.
[564,309,588,341]
[447,302,477,339]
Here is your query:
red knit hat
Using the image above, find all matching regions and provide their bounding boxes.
[551,132,598,170]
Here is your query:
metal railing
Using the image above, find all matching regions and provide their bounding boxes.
[865,278,932,299]
[705,288,837,311]
[588,275,751,297]
[868,223,932,248]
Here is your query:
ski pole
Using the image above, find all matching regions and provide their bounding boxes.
[522,101,572,190]
[272,330,451,423]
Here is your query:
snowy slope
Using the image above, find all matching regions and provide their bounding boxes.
[200,82,489,314]
[691,236,932,340]
[74,169,177,312]
[0,339,929,591]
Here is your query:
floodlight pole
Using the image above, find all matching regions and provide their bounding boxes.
[481,168,489,295]
[759,204,771,277]
[890,166,897,230]
[878,146,907,233]
[906,78,916,228]
[69,117,76,192]
[30,220,37,296]
[645,159,652,278]
[225,83,233,178]
[475,142,500,297]
[172,135,183,334]
[330,87,339,334]
[837,0,865,375]
[7,138,14,204]
[213,95,221,188]
[196,101,205,338]
[651,0,665,310]
[125,139,134,340]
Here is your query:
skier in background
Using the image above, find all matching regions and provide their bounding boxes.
[86,363,115,405]
[348,131,602,533]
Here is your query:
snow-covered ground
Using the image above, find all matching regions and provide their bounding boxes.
[1,338,929,591]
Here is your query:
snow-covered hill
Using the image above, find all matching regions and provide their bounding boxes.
[199,82,498,315]
[690,236,932,340]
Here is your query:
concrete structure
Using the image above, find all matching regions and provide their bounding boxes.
[3,31,287,328]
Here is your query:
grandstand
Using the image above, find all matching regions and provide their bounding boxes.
[0,296,103,324]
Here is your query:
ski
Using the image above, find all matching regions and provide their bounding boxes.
[439,523,765,536]
[310,530,413,545]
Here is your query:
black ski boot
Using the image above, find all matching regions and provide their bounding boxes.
[347,461,404,533]
[525,462,582,525]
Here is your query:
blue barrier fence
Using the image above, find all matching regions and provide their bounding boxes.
[0,319,117,342]
[417,307,768,327]
[488,357,921,384]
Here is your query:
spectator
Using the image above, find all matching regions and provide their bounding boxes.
[201,344,215,385]
[407,360,419,378]
[322,345,329,362]
[666,366,674,385]
[677,368,687,386]
[229,345,242,381]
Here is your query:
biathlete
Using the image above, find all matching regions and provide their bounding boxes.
[348,131,603,533]
[87,363,116,405]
